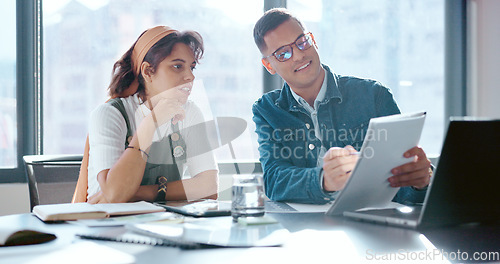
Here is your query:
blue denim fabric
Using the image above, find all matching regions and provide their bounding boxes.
[252,65,427,204]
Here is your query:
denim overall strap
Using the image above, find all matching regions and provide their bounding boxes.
[108,98,133,147]
[108,99,183,186]
[170,122,186,162]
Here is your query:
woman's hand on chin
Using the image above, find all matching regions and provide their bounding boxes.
[148,83,191,108]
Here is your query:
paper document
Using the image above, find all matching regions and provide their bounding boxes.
[127,216,289,247]
[326,112,426,216]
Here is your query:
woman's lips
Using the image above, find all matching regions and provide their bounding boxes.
[179,84,192,95]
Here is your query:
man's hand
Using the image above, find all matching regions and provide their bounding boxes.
[388,146,432,189]
[322,146,359,192]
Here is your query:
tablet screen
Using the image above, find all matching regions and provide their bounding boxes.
[155,200,232,217]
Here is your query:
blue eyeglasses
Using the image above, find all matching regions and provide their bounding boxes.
[263,32,314,62]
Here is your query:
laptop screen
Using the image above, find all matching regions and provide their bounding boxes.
[419,119,500,228]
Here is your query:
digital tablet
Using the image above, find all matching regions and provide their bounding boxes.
[326,112,426,216]
[154,199,232,217]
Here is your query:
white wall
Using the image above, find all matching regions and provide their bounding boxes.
[0,183,30,216]
[467,0,500,118]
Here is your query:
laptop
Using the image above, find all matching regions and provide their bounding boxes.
[343,118,500,229]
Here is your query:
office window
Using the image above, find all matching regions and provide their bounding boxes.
[0,0,17,168]
[42,0,264,161]
[289,0,445,155]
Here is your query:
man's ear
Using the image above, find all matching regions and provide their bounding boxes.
[261,58,276,75]
[140,62,153,82]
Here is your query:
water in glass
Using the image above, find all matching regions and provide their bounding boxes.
[231,174,265,221]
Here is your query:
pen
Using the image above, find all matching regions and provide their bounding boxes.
[345,152,360,175]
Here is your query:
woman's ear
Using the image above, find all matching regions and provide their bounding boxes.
[261,58,276,75]
[140,62,153,82]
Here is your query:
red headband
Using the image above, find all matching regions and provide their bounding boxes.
[115,26,178,98]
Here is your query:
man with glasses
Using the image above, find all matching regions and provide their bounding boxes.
[252,8,432,204]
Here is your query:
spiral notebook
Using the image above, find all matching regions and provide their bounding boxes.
[77,226,204,249]
[77,216,289,248]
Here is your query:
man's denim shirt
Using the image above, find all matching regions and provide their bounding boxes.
[252,64,427,204]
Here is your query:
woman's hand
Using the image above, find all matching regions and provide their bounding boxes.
[87,191,109,204]
[148,85,191,125]
[151,95,186,125]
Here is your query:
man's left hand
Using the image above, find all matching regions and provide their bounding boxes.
[388,146,432,189]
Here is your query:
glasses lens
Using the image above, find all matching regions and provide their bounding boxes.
[275,46,292,62]
[296,34,313,51]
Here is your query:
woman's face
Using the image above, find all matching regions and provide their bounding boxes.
[144,42,196,101]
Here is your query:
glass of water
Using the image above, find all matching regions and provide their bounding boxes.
[231,174,265,221]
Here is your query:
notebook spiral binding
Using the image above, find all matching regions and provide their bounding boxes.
[76,233,202,250]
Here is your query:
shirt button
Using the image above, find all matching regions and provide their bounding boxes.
[308,144,315,150]
[305,123,311,129]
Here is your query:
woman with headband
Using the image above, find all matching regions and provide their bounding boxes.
[76,26,218,204]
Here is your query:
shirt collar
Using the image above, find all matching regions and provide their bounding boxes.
[289,67,328,111]
[276,64,343,110]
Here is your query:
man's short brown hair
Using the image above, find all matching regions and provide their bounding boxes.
[253,8,305,53]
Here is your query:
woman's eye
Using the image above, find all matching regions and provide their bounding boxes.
[173,64,182,69]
